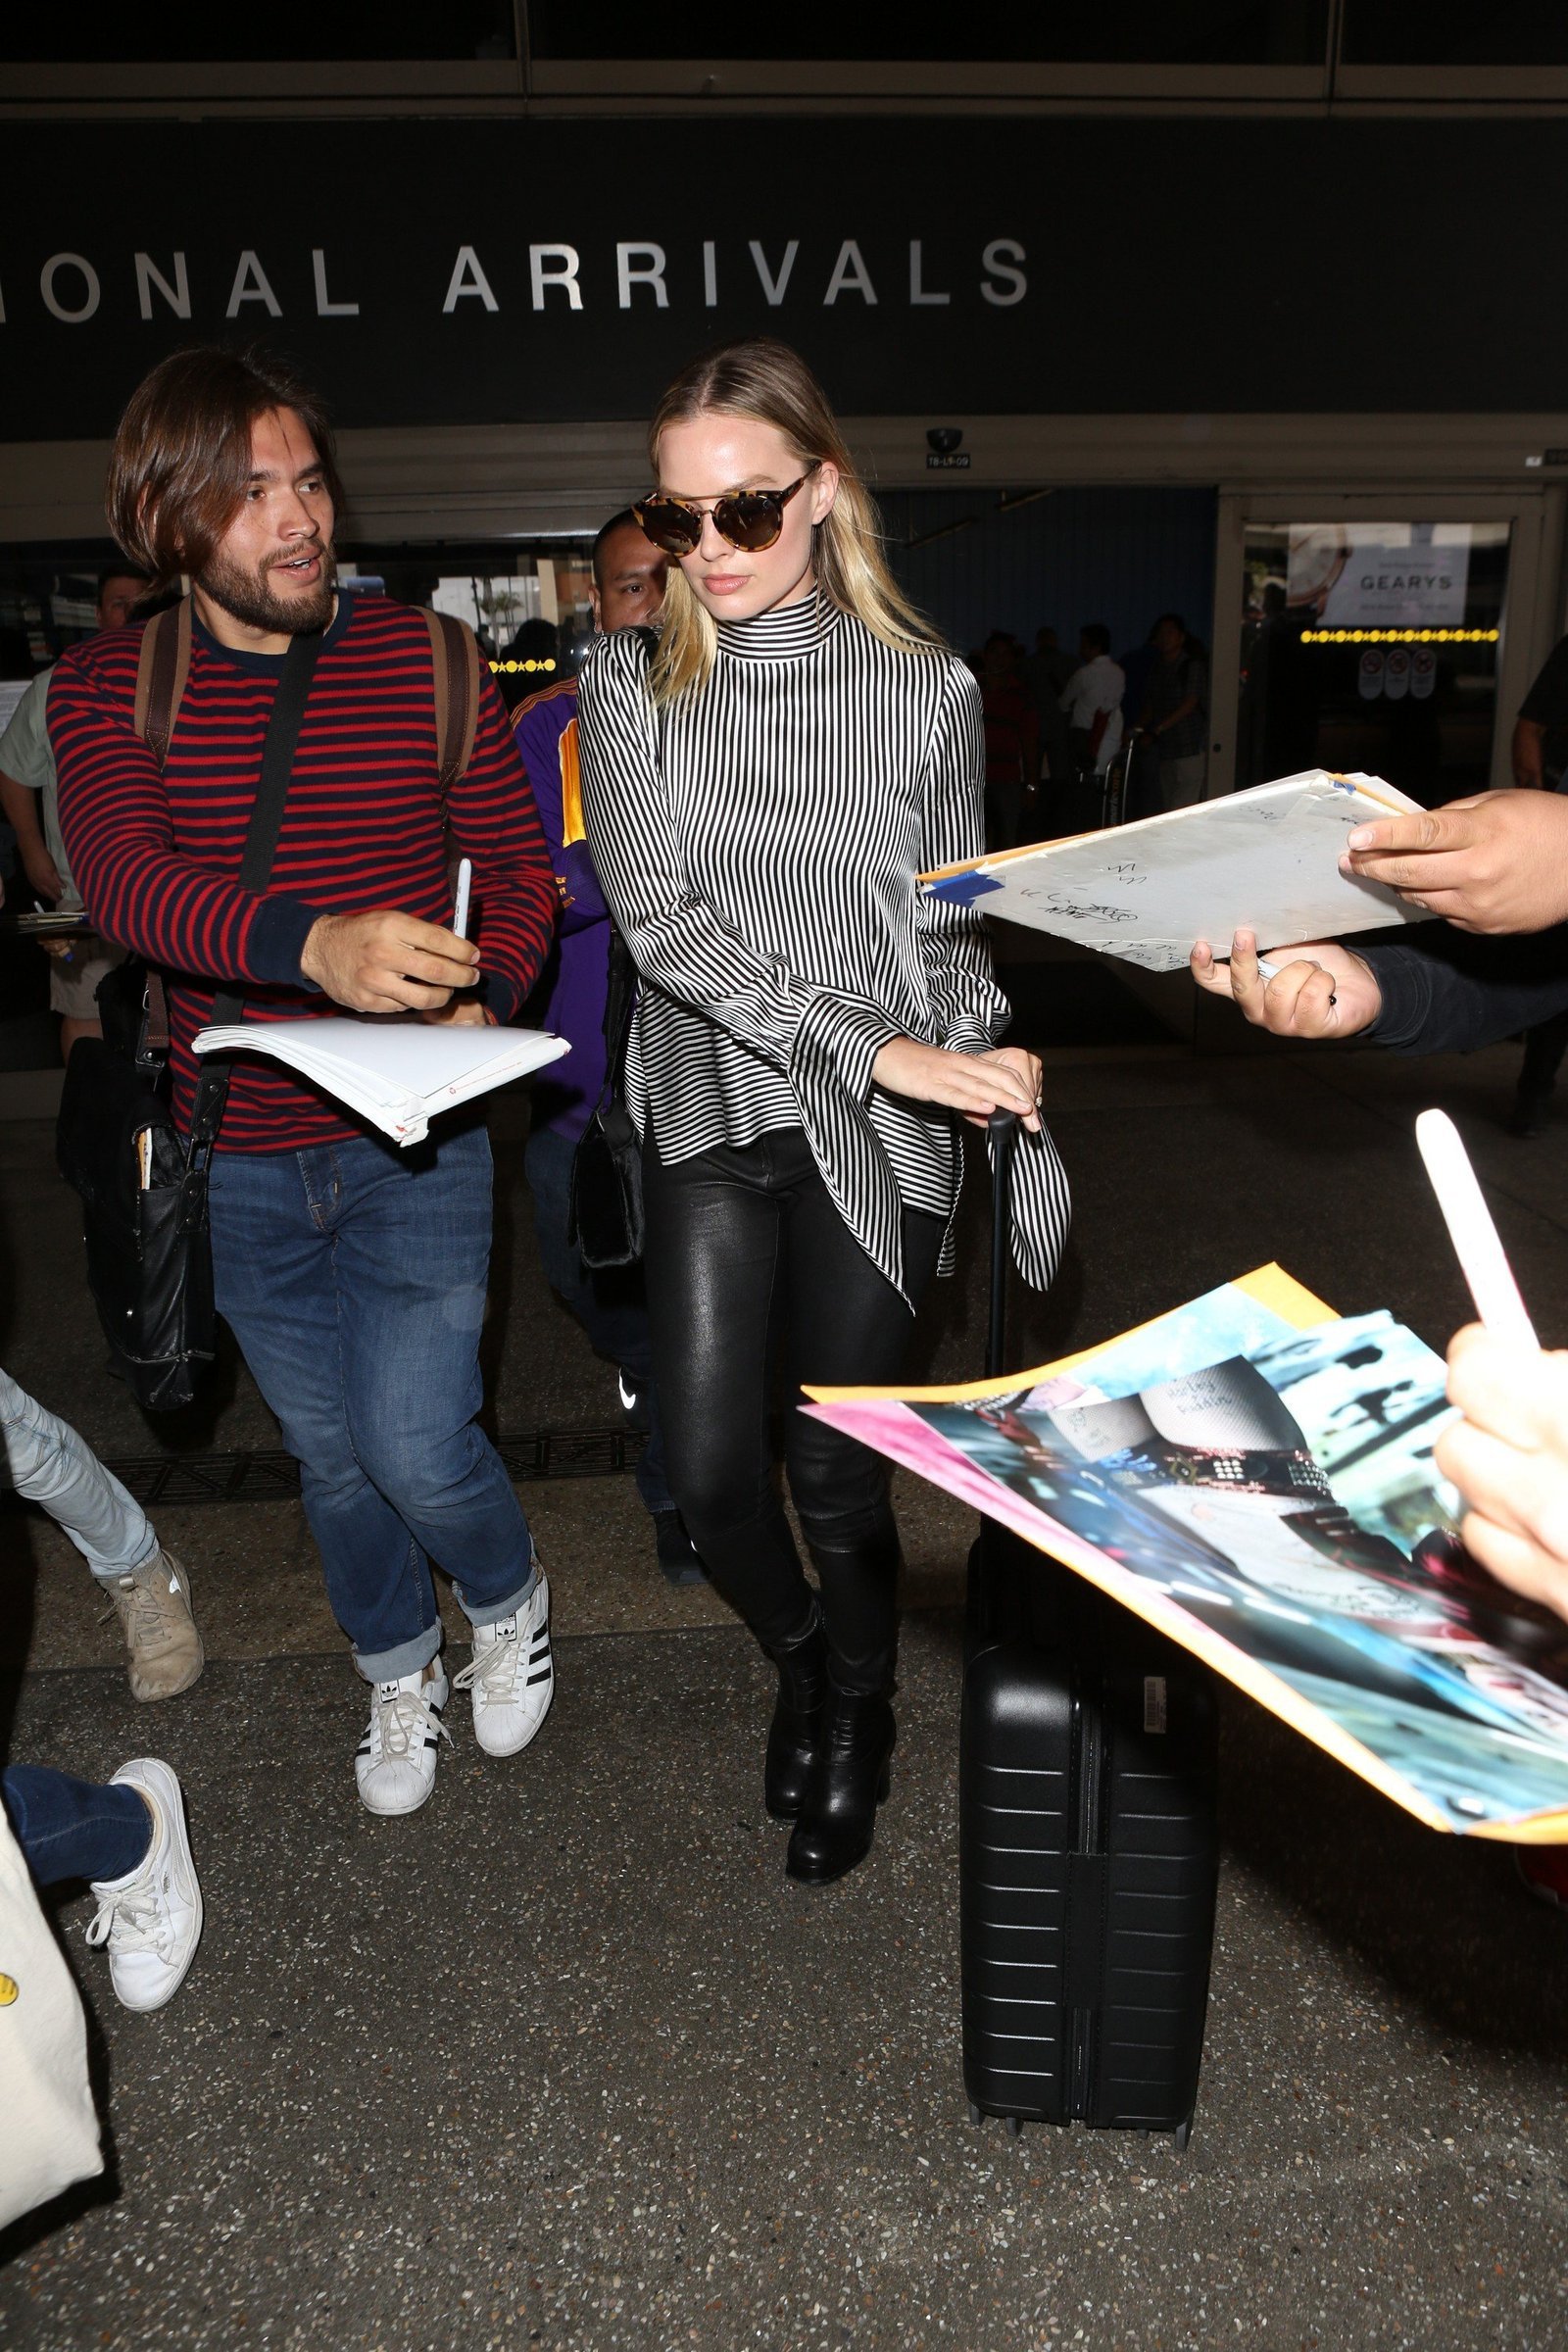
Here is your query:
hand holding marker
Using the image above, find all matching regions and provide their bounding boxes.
[1254,954,1335,1009]
[1416,1113,1568,1626]
[1415,1108,1538,1350]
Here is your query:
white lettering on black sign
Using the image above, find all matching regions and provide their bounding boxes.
[0,238,1028,326]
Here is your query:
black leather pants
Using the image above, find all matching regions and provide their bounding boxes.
[641,1128,944,1692]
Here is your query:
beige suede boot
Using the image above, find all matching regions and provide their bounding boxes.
[109,1549,205,1702]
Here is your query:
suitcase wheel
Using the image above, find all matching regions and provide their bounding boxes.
[967,2103,983,2128]
[1004,2115,1022,2138]
[1173,2118,1193,2154]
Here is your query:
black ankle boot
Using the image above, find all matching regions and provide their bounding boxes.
[784,1685,896,1886]
[763,1606,829,1822]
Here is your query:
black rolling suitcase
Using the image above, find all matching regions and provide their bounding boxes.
[959,1116,1220,2145]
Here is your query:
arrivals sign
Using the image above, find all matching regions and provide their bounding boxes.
[0,117,1565,438]
[0,116,1040,440]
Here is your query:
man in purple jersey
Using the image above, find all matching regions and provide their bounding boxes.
[52,348,560,1818]
[514,513,704,1585]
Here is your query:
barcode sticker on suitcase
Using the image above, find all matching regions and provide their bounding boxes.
[1144,1675,1168,1734]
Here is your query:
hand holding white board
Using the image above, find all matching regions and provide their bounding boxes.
[922,770,1429,973]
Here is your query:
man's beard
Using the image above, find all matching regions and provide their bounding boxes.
[199,544,337,636]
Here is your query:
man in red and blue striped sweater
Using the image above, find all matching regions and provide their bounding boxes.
[52,347,560,1817]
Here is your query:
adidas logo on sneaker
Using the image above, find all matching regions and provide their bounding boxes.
[355,1666,451,1817]
[455,1572,554,1758]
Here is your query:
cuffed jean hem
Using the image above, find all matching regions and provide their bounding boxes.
[352,1561,538,1684]
[353,1622,446,1686]
[457,1556,539,1632]
[87,1534,165,1588]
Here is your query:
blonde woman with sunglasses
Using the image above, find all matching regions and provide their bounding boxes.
[577,339,1068,1886]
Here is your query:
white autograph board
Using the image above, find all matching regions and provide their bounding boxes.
[922,770,1429,972]
[193,1019,568,1147]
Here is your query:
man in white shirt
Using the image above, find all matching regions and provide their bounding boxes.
[1059,622,1127,773]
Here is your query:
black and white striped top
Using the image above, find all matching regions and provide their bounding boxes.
[575,593,1069,1300]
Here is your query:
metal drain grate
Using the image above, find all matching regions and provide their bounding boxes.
[1,1425,646,1512]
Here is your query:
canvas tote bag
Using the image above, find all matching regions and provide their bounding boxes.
[0,1813,102,2230]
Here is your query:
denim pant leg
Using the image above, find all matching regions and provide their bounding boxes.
[523,1123,672,1515]
[3,1766,150,1886]
[0,1365,157,1583]
[209,1145,447,1683]
[326,1124,536,1640]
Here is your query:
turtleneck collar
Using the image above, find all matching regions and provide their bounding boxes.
[714,588,839,663]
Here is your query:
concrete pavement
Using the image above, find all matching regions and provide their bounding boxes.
[2,969,1567,2349]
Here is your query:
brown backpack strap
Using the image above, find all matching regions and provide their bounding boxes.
[424,609,481,799]
[143,971,172,1054]
[131,596,193,769]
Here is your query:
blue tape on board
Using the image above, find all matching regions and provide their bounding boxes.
[924,871,1004,906]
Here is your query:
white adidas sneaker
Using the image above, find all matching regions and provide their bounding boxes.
[355,1664,451,1816]
[455,1571,554,1758]
[85,1757,203,2013]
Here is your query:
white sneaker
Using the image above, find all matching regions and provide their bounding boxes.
[355,1665,451,1817]
[455,1572,553,1758]
[85,1758,203,2013]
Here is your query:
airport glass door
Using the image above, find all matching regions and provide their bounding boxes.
[1235,516,1512,806]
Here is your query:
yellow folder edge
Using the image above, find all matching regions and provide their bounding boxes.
[805,1262,1568,1843]
[808,1263,1325,1407]
[917,773,1416,885]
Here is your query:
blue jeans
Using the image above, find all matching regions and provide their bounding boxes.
[208,1123,536,1682]
[0,1365,158,1586]
[523,1124,673,1516]
[2,1766,149,1886]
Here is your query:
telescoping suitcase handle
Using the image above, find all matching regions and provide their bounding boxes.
[986,1108,1018,1382]
[967,1106,1022,1651]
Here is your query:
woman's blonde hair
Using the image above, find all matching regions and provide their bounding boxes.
[644,337,936,704]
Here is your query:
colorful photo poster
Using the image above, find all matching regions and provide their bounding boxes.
[806,1267,1568,1840]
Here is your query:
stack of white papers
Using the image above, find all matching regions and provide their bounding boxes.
[192,1017,569,1146]
[922,769,1430,971]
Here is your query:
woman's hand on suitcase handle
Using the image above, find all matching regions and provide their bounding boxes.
[871,1037,1044,1131]
[975,1046,1045,1130]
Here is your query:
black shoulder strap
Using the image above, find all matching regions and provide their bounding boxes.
[184,627,324,1158]
[600,925,638,1101]
[593,627,662,1102]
